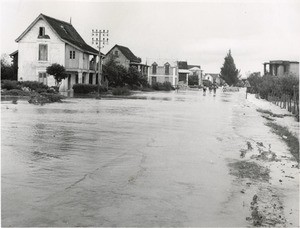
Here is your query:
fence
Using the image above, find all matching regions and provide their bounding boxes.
[266,92,299,121]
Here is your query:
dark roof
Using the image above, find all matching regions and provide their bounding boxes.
[10,50,18,57]
[178,61,188,69]
[109,45,141,63]
[264,60,299,64]
[188,64,201,69]
[16,14,99,55]
[42,14,98,55]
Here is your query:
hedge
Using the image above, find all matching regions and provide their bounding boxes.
[73,84,107,94]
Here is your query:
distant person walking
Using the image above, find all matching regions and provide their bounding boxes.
[213,85,217,95]
[203,86,207,96]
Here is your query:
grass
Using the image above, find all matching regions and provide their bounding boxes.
[256,108,291,118]
[256,108,274,116]
[265,122,299,163]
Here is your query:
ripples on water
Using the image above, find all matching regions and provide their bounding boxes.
[2,89,250,227]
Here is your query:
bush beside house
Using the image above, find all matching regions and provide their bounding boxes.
[72,84,107,94]
[1,80,65,104]
[152,82,174,91]
[247,74,299,99]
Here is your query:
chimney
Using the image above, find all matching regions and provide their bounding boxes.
[70,17,72,24]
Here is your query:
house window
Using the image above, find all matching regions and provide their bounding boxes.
[38,44,48,61]
[38,72,47,85]
[39,27,45,36]
[114,50,119,57]
[165,63,170,75]
[165,77,169,82]
[82,74,85,83]
[70,51,75,59]
[152,63,157,74]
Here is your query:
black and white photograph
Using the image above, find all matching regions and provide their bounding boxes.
[1,0,299,227]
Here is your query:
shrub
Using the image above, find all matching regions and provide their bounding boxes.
[20,81,49,92]
[112,87,131,96]
[73,84,107,94]
[128,84,141,90]
[40,93,65,102]
[1,89,31,96]
[152,82,174,91]
[1,80,21,90]
[248,73,299,100]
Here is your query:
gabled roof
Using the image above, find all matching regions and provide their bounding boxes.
[107,44,141,63]
[177,61,188,69]
[146,58,177,67]
[16,14,99,55]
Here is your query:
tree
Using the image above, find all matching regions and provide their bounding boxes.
[103,57,149,88]
[220,50,240,86]
[247,72,263,93]
[46,63,68,87]
[1,54,17,80]
[188,75,199,86]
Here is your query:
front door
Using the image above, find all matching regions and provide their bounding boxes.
[38,72,47,85]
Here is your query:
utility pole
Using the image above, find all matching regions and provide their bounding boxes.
[91,29,109,96]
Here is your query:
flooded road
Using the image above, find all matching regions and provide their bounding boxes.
[1,89,298,227]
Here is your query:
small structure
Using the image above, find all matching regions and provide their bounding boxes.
[263,60,299,77]
[188,64,203,86]
[14,13,100,91]
[204,73,222,85]
[147,59,178,86]
[104,44,148,77]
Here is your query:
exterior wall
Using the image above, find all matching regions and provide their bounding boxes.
[104,46,131,69]
[65,44,90,70]
[60,72,77,91]
[277,65,284,76]
[289,63,299,77]
[18,18,65,86]
[148,63,178,86]
[204,75,213,82]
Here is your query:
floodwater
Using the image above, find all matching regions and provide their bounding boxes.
[1,89,298,227]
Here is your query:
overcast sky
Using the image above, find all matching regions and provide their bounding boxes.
[1,0,299,77]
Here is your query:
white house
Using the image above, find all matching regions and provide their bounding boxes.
[204,73,222,85]
[147,59,178,86]
[15,13,100,91]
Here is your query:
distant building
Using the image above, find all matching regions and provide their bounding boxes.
[188,64,202,86]
[104,44,148,77]
[147,59,178,86]
[14,13,100,91]
[263,60,299,77]
[204,73,222,85]
[177,61,190,85]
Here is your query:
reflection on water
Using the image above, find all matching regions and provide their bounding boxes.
[2,89,251,227]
